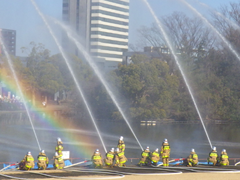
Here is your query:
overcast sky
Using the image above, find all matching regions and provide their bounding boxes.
[0,0,239,56]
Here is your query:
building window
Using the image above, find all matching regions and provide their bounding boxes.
[63,3,68,7]
[63,10,69,14]
[91,17,128,26]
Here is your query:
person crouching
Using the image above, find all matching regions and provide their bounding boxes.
[37,150,49,170]
[187,149,198,167]
[92,149,103,168]
[105,148,115,168]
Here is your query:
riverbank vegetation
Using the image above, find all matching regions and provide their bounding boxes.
[1,2,240,121]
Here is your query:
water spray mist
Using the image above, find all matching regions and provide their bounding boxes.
[142,0,213,148]
[54,20,144,151]
[30,0,107,153]
[0,33,41,150]
[181,0,240,62]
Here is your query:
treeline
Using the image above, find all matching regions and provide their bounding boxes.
[1,2,240,121]
[0,42,92,107]
[116,2,240,121]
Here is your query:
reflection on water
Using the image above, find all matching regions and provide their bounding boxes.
[0,111,240,165]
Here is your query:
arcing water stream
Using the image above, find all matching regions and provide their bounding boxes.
[0,33,41,150]
[53,20,144,151]
[181,0,240,62]
[142,0,213,148]
[197,1,240,31]
[30,0,107,153]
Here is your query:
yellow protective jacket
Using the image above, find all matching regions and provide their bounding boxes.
[139,150,150,164]
[220,152,229,166]
[117,151,127,164]
[55,144,64,156]
[53,155,64,169]
[92,153,103,166]
[188,152,198,164]
[104,152,115,166]
[208,150,218,162]
[117,140,125,152]
[37,153,49,168]
[24,155,35,169]
[151,151,160,163]
[161,143,171,158]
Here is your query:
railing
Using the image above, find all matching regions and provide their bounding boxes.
[140,120,240,125]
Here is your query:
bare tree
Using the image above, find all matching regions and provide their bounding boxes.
[163,12,214,54]
[212,2,240,51]
[135,12,215,55]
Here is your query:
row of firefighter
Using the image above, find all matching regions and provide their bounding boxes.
[19,137,64,170]
[92,137,230,168]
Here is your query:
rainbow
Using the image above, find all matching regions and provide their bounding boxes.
[0,74,100,160]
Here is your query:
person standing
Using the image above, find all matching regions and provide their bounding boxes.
[219,149,229,166]
[187,149,198,167]
[104,148,115,167]
[55,137,63,157]
[160,139,171,167]
[91,149,103,168]
[208,146,218,166]
[37,150,49,170]
[138,146,151,166]
[150,148,160,166]
[117,136,125,152]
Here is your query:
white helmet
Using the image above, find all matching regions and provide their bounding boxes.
[55,152,58,156]
[212,146,216,151]
[41,150,45,154]
[155,148,159,152]
[120,136,123,141]
[116,148,120,152]
[164,139,168,143]
[191,149,195,152]
[146,146,149,150]
[95,149,100,153]
[27,151,31,155]
[222,149,226,153]
[57,137,61,142]
[110,148,114,152]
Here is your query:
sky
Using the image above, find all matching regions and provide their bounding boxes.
[0,0,239,56]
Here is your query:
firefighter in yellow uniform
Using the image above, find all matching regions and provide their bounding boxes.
[92,149,103,168]
[138,146,151,166]
[219,149,229,166]
[23,152,35,170]
[19,153,28,170]
[55,137,63,157]
[117,136,125,152]
[114,148,120,166]
[187,149,198,167]
[150,148,160,166]
[160,139,171,167]
[37,150,49,170]
[104,148,115,167]
[208,146,218,166]
[53,152,65,169]
[115,148,127,167]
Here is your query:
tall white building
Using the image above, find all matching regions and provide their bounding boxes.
[62,0,129,69]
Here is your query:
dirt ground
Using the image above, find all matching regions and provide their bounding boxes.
[1,172,240,180]
[1,167,240,180]
[121,173,240,180]
[16,173,239,180]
